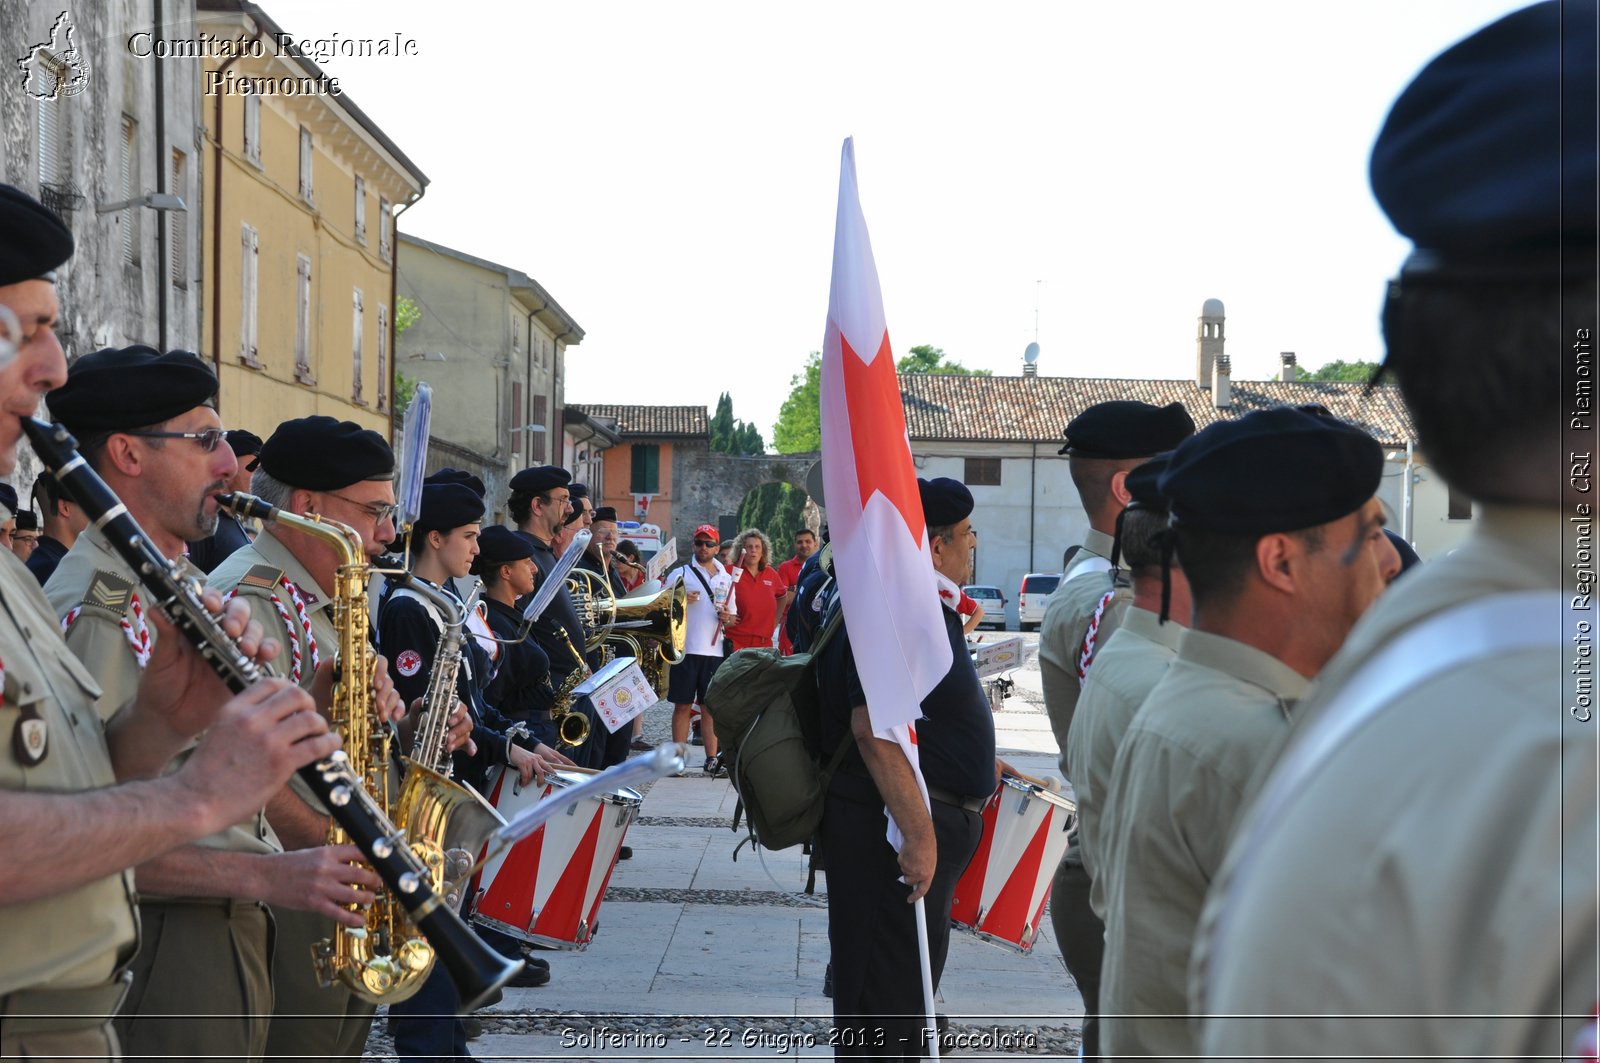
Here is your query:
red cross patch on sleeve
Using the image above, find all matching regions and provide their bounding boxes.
[396,650,423,677]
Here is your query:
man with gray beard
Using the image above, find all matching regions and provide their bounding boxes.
[42,348,376,1061]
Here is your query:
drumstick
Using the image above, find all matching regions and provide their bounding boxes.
[1006,768,1062,793]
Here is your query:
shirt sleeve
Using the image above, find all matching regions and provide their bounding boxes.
[379,597,440,709]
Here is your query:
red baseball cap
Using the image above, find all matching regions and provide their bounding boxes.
[694,524,720,541]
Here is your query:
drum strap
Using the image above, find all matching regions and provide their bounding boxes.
[1200,590,1563,1009]
[1063,552,1112,585]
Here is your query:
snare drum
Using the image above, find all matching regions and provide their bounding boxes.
[949,773,1076,953]
[470,767,642,950]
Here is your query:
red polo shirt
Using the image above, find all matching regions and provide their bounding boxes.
[725,563,789,650]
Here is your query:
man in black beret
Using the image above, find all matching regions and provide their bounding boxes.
[817,474,997,1059]
[1037,398,1194,1057]
[506,466,605,766]
[1062,454,1195,988]
[207,415,419,1063]
[577,504,628,599]
[0,188,343,1063]
[426,466,487,498]
[26,470,84,585]
[10,509,38,563]
[1094,408,1400,1060]
[40,348,371,1062]
[185,428,265,573]
[1195,4,1599,1057]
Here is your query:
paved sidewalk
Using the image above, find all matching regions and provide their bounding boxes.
[374,640,1084,1060]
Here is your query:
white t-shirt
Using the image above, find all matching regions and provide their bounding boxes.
[664,557,733,657]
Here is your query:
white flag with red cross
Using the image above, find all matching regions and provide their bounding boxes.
[818,138,952,849]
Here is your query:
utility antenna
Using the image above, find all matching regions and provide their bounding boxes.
[1023,280,1041,376]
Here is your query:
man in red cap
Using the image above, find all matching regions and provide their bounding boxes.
[661,524,733,774]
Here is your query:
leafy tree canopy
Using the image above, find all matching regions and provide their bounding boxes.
[1305,359,1379,382]
[709,392,766,456]
[896,344,992,376]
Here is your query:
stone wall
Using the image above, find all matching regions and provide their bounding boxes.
[665,444,820,551]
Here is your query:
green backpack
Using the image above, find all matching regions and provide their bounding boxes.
[704,609,849,853]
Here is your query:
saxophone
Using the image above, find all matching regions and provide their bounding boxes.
[218,494,435,1003]
[545,621,594,749]
[388,576,504,908]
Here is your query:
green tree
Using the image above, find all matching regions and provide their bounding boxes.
[772,351,822,453]
[392,295,423,415]
[736,481,810,550]
[710,391,766,455]
[896,343,992,376]
[1305,359,1380,382]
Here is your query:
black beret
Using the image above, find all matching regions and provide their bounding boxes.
[569,483,589,501]
[13,510,36,531]
[258,415,394,490]
[508,465,571,496]
[472,524,534,574]
[1371,0,1597,261]
[47,346,218,436]
[1124,454,1171,511]
[918,476,974,528]
[0,483,17,515]
[413,482,485,534]
[1059,401,1196,458]
[0,185,73,287]
[425,467,486,498]
[592,506,618,523]
[1160,408,1384,534]
[226,429,263,456]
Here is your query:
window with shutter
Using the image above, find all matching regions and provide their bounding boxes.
[120,116,139,266]
[37,91,61,187]
[294,254,313,382]
[963,457,1002,486]
[512,381,525,458]
[377,304,389,411]
[351,288,364,403]
[354,176,366,244]
[169,150,187,288]
[240,224,259,364]
[532,392,547,462]
[378,197,391,261]
[243,94,260,165]
[630,445,660,494]
[298,127,314,203]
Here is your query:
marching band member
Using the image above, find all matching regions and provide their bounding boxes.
[1036,399,1193,1057]
[207,416,422,1062]
[0,184,332,1063]
[26,468,84,585]
[379,482,563,1058]
[1095,409,1399,1059]
[42,347,381,1062]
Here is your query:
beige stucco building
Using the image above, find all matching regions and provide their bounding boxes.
[395,233,583,519]
[198,0,427,441]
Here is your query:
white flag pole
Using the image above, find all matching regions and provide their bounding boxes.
[914,896,940,1061]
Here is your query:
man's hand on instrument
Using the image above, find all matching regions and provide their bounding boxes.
[534,742,576,767]
[508,742,541,787]
[370,656,403,723]
[178,678,338,833]
[261,844,382,927]
[139,591,277,740]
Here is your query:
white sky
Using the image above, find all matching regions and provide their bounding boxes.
[262,0,1525,447]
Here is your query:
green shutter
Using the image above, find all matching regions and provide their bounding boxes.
[631,445,660,494]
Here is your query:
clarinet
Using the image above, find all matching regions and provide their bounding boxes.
[20,417,521,1012]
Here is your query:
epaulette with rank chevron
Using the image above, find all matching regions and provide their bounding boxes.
[81,569,136,617]
[238,564,284,591]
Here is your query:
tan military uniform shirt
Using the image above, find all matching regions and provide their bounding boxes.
[0,549,138,996]
[45,529,279,861]
[1098,628,1305,1060]
[1193,506,1596,1060]
[1040,529,1132,775]
[1063,606,1184,917]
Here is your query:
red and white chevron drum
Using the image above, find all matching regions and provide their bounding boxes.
[470,768,641,950]
[949,774,1076,953]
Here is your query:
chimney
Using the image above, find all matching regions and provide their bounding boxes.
[1212,354,1232,408]
[1279,351,1298,382]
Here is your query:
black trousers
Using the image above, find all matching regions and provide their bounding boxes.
[1050,858,1104,1059]
[820,776,983,1060]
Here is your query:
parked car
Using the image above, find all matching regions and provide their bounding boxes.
[961,584,1008,630]
[1017,572,1061,631]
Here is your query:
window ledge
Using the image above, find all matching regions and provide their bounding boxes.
[238,353,265,371]
[294,368,317,386]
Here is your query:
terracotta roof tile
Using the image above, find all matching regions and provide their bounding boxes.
[569,404,709,439]
[899,374,1416,448]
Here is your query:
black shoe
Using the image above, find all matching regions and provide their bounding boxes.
[618,845,633,860]
[703,755,721,776]
[507,961,551,988]
[822,961,833,998]
[521,956,550,973]
[630,737,653,752]
[689,720,703,746]
[462,1015,485,1041]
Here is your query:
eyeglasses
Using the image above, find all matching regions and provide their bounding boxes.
[693,539,717,547]
[126,428,227,452]
[322,491,399,524]
[538,494,572,508]
[12,534,36,544]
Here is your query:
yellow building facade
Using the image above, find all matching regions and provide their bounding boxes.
[199,0,427,440]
